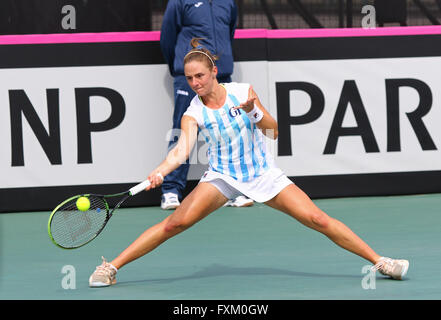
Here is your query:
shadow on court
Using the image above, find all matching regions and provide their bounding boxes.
[120,263,361,286]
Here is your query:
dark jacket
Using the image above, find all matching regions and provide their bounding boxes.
[160,0,237,77]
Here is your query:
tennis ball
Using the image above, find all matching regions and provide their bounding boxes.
[76,196,90,212]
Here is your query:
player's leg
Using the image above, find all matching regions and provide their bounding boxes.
[89,182,228,287]
[110,182,228,270]
[265,184,409,279]
[265,184,381,264]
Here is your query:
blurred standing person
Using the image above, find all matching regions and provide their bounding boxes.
[159,0,253,210]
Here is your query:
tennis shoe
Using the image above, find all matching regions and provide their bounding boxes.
[223,199,234,207]
[89,256,117,287]
[224,196,254,207]
[161,192,180,210]
[371,257,409,280]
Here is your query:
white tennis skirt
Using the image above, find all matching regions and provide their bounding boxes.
[199,167,294,203]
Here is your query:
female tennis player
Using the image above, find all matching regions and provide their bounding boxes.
[89,40,409,287]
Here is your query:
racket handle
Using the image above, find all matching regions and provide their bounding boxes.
[129,180,151,196]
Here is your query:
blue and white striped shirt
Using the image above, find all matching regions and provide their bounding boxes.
[183,82,275,182]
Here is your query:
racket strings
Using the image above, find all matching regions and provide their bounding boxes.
[50,196,108,248]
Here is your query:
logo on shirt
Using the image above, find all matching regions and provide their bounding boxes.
[229,107,240,118]
[177,89,189,96]
[194,2,203,7]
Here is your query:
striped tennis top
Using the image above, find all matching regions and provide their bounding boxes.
[183,82,275,182]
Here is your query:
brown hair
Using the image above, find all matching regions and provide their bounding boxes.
[183,38,218,69]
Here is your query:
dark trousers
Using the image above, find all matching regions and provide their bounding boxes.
[161,74,232,199]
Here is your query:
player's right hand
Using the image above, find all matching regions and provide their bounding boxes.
[146,172,164,190]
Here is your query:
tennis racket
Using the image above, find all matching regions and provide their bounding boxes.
[47,179,151,249]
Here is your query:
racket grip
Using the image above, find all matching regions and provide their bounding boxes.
[129,180,151,196]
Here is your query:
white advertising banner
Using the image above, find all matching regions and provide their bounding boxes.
[268,57,441,176]
[1,57,441,189]
[1,65,173,188]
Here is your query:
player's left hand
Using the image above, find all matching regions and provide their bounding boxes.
[234,85,257,113]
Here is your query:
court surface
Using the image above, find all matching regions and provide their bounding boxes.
[1,193,440,300]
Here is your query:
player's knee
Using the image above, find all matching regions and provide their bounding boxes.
[164,221,182,234]
[163,218,190,235]
[310,211,330,230]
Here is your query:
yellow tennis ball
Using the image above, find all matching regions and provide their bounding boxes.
[76,196,90,212]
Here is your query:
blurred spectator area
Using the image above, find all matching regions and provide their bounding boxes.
[0,0,440,35]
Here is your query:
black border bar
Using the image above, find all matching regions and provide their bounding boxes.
[1,34,441,68]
